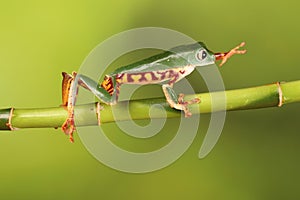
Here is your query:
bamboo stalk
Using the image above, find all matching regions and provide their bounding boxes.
[0,80,299,131]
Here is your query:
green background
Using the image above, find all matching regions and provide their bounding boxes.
[0,0,300,199]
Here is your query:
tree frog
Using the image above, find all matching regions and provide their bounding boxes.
[61,42,246,142]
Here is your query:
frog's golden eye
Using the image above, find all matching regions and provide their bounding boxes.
[196,50,207,61]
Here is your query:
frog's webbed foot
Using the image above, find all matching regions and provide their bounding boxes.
[177,93,201,117]
[61,72,77,143]
[61,107,75,143]
[215,42,247,67]
[162,84,201,118]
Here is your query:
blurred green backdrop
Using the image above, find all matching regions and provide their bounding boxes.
[0,0,300,199]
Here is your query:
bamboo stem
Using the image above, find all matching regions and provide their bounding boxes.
[0,80,299,131]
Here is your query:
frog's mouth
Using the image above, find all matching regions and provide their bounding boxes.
[214,52,228,61]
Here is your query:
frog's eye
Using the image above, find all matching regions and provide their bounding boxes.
[196,50,207,61]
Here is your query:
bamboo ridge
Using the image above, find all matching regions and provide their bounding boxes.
[0,80,299,131]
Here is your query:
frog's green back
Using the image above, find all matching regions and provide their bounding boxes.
[110,42,210,75]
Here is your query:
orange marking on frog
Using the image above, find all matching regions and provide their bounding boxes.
[101,76,114,95]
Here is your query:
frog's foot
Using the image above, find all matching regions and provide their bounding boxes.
[215,42,247,67]
[177,93,201,117]
[61,106,75,143]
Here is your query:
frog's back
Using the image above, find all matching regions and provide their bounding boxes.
[109,42,205,76]
[110,51,173,75]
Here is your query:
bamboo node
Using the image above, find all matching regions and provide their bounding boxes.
[276,82,283,107]
[6,107,17,130]
[96,102,103,126]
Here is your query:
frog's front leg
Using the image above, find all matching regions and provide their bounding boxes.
[215,42,247,67]
[162,84,200,117]
[61,72,118,142]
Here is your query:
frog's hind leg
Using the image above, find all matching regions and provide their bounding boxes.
[162,84,200,117]
[61,72,118,142]
[76,74,118,105]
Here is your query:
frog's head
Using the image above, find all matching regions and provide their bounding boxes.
[170,42,215,67]
[171,42,246,67]
[191,42,216,66]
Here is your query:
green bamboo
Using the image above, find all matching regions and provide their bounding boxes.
[0,80,299,131]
